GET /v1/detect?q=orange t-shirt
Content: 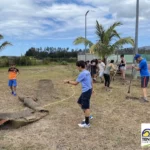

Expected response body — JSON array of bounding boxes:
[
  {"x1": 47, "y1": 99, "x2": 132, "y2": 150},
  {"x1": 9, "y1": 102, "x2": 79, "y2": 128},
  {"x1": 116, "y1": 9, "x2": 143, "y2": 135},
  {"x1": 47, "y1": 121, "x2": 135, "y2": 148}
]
[{"x1": 8, "y1": 68, "x2": 19, "y2": 80}]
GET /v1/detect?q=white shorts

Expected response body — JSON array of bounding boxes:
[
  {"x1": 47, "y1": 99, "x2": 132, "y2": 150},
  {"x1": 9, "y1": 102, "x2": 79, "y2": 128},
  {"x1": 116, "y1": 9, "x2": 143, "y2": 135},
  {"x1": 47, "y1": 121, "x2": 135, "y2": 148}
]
[
  {"x1": 120, "y1": 67, "x2": 126, "y2": 71},
  {"x1": 99, "y1": 71, "x2": 104, "y2": 77}
]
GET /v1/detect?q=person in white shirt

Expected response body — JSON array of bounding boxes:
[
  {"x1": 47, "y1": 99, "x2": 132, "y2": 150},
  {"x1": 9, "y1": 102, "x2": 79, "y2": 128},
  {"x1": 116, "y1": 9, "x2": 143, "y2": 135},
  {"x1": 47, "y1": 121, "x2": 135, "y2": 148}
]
[{"x1": 98, "y1": 59, "x2": 105, "y2": 82}]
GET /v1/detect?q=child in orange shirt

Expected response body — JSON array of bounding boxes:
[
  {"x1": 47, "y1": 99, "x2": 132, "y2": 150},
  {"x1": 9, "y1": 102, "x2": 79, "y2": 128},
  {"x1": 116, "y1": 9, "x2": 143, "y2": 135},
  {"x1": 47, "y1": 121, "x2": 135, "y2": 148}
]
[{"x1": 8, "y1": 64, "x2": 19, "y2": 96}]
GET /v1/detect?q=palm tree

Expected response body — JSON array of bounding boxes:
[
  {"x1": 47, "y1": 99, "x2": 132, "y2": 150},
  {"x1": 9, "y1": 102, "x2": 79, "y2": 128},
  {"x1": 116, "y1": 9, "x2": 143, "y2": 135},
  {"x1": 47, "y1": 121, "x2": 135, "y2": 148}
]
[
  {"x1": 0, "y1": 34, "x2": 12, "y2": 51},
  {"x1": 73, "y1": 21, "x2": 134, "y2": 63}
]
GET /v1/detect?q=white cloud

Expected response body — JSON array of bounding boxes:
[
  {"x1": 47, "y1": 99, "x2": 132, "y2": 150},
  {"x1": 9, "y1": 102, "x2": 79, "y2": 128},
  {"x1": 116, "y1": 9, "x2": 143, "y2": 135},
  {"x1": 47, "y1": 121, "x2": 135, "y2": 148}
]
[
  {"x1": 78, "y1": 0, "x2": 150, "y2": 19},
  {"x1": 0, "y1": 1, "x2": 111, "y2": 39},
  {"x1": 0, "y1": 0, "x2": 149, "y2": 46}
]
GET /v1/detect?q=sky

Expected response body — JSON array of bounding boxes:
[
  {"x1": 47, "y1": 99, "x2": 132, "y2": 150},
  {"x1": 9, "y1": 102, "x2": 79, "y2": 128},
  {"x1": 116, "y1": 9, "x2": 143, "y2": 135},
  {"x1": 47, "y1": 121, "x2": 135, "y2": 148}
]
[{"x1": 0, "y1": 0, "x2": 150, "y2": 56}]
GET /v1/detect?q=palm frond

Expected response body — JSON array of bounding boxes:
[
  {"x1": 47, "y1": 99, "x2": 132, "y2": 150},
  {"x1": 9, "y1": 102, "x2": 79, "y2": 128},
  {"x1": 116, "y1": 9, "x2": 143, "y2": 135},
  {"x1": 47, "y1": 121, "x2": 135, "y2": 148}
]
[
  {"x1": 96, "y1": 20, "x2": 105, "y2": 42},
  {"x1": 0, "y1": 34, "x2": 4, "y2": 40},
  {"x1": 109, "y1": 30, "x2": 121, "y2": 40},
  {"x1": 0, "y1": 41, "x2": 12, "y2": 51},
  {"x1": 73, "y1": 37, "x2": 93, "y2": 48},
  {"x1": 90, "y1": 42, "x2": 114, "y2": 58},
  {"x1": 107, "y1": 22, "x2": 122, "y2": 33},
  {"x1": 106, "y1": 22, "x2": 122, "y2": 42},
  {"x1": 112, "y1": 37, "x2": 135, "y2": 48}
]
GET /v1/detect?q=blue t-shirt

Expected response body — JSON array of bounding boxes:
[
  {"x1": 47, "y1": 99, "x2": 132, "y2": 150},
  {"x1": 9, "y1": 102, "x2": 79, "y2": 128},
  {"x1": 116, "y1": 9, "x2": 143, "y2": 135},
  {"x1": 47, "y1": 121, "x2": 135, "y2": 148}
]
[
  {"x1": 76, "y1": 70, "x2": 92, "y2": 93},
  {"x1": 139, "y1": 59, "x2": 149, "y2": 76}
]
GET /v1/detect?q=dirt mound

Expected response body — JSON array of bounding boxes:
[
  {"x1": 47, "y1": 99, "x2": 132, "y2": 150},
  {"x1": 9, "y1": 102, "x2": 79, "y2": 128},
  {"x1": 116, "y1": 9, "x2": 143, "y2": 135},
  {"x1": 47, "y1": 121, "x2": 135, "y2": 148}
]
[{"x1": 36, "y1": 79, "x2": 56, "y2": 103}]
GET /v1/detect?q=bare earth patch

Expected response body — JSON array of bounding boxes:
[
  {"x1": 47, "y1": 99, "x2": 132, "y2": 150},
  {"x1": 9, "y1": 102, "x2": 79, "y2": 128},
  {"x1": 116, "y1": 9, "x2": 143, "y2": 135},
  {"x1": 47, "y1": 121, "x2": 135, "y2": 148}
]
[{"x1": 0, "y1": 65, "x2": 150, "y2": 150}]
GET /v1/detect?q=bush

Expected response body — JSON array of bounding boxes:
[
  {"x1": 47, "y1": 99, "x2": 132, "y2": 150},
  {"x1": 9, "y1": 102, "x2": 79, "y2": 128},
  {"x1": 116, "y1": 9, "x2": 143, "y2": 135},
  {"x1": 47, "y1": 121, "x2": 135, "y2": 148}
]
[
  {"x1": 43, "y1": 59, "x2": 50, "y2": 65},
  {"x1": 60, "y1": 61, "x2": 68, "y2": 65},
  {"x1": 0, "y1": 58, "x2": 9, "y2": 67},
  {"x1": 0, "y1": 56, "x2": 77, "y2": 67}
]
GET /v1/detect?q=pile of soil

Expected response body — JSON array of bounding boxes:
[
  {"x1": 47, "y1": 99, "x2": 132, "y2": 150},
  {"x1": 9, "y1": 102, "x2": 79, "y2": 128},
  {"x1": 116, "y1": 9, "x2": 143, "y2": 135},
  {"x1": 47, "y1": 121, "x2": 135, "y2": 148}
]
[{"x1": 36, "y1": 79, "x2": 56, "y2": 103}]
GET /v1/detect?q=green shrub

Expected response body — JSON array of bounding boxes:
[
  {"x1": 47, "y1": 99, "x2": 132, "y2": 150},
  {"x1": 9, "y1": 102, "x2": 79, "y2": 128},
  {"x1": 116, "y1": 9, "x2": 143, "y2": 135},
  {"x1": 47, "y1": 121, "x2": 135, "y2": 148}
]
[{"x1": 60, "y1": 61, "x2": 68, "y2": 65}]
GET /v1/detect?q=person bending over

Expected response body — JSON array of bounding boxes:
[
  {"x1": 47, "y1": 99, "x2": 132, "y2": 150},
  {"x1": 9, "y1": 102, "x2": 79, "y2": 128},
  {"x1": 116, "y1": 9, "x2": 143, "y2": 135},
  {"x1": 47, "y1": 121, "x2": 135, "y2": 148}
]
[
  {"x1": 103, "y1": 60, "x2": 116, "y2": 91},
  {"x1": 132, "y1": 54, "x2": 149, "y2": 102}
]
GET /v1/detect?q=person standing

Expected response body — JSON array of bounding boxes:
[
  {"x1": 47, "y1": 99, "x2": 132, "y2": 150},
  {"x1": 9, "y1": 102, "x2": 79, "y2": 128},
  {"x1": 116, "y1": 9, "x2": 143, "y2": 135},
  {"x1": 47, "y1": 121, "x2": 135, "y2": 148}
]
[
  {"x1": 91, "y1": 59, "x2": 97, "y2": 82},
  {"x1": 98, "y1": 59, "x2": 105, "y2": 83},
  {"x1": 64, "y1": 60, "x2": 93, "y2": 128},
  {"x1": 8, "y1": 64, "x2": 20, "y2": 96},
  {"x1": 120, "y1": 54, "x2": 126, "y2": 81},
  {"x1": 86, "y1": 60, "x2": 91, "y2": 72},
  {"x1": 103, "y1": 60, "x2": 116, "y2": 91},
  {"x1": 132, "y1": 54, "x2": 149, "y2": 102}
]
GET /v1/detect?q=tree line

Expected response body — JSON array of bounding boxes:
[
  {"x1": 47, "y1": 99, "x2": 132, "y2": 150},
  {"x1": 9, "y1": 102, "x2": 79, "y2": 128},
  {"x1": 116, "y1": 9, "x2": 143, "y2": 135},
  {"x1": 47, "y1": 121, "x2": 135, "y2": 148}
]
[
  {"x1": 0, "y1": 47, "x2": 84, "y2": 67},
  {"x1": 25, "y1": 47, "x2": 84, "y2": 59}
]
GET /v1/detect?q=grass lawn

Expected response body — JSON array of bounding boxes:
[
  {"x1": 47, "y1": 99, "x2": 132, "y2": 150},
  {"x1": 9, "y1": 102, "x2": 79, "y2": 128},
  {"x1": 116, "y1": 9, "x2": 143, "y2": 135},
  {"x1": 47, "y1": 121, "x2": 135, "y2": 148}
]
[{"x1": 0, "y1": 64, "x2": 149, "y2": 150}]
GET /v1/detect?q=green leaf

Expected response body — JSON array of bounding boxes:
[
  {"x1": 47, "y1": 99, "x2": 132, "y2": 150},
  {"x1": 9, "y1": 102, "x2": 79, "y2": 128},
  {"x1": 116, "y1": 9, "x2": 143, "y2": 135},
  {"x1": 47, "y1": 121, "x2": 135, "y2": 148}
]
[
  {"x1": 0, "y1": 34, "x2": 4, "y2": 40},
  {"x1": 0, "y1": 41, "x2": 12, "y2": 51},
  {"x1": 73, "y1": 37, "x2": 93, "y2": 48}
]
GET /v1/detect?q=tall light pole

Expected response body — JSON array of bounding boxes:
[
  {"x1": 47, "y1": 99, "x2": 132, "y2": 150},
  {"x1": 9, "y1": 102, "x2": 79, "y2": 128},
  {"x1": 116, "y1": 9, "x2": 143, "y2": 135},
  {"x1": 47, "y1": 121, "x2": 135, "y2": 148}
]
[
  {"x1": 134, "y1": 0, "x2": 139, "y2": 55},
  {"x1": 85, "y1": 10, "x2": 89, "y2": 61},
  {"x1": 133, "y1": 0, "x2": 139, "y2": 79}
]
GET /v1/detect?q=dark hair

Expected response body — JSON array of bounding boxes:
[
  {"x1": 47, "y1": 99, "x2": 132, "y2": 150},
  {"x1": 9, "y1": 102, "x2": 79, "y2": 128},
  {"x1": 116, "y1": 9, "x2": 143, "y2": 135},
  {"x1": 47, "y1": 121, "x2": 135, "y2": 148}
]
[
  {"x1": 95, "y1": 59, "x2": 98, "y2": 64},
  {"x1": 110, "y1": 60, "x2": 114, "y2": 63},
  {"x1": 76, "y1": 60, "x2": 85, "y2": 68},
  {"x1": 120, "y1": 54, "x2": 124, "y2": 57}
]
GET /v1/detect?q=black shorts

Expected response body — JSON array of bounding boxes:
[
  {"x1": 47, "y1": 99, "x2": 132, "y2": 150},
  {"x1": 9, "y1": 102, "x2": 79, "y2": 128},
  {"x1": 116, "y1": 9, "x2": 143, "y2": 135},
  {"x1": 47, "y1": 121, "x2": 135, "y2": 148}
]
[
  {"x1": 141, "y1": 76, "x2": 149, "y2": 88},
  {"x1": 77, "y1": 89, "x2": 92, "y2": 109}
]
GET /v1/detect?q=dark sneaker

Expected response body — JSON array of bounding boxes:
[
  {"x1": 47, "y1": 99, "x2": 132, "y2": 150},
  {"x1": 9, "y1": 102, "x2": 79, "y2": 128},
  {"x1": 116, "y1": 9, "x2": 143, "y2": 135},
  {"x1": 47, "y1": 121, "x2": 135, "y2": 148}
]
[{"x1": 11, "y1": 91, "x2": 14, "y2": 95}]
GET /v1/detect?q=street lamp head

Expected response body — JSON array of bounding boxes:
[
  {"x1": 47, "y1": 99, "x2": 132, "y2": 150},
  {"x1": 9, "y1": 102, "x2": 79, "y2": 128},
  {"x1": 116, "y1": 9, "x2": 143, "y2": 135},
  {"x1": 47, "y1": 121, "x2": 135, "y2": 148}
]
[{"x1": 85, "y1": 10, "x2": 90, "y2": 16}]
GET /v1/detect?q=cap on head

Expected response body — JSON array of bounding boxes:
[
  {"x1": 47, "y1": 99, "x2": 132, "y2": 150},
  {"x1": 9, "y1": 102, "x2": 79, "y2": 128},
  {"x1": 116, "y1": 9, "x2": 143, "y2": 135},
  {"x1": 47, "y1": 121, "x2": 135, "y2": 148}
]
[{"x1": 134, "y1": 54, "x2": 141, "y2": 60}]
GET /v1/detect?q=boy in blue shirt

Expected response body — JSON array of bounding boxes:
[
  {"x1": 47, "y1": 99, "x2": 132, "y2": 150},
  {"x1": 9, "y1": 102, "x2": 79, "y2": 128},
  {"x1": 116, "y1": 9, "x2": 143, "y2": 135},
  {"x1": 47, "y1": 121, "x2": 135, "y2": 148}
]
[
  {"x1": 64, "y1": 61, "x2": 93, "y2": 128},
  {"x1": 132, "y1": 54, "x2": 149, "y2": 102}
]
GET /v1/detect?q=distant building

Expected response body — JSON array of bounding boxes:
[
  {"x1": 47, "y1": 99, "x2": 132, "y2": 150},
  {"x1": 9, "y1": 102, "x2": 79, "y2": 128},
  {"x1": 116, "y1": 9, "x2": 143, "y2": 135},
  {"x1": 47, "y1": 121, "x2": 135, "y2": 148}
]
[
  {"x1": 78, "y1": 53, "x2": 134, "y2": 63},
  {"x1": 78, "y1": 52, "x2": 99, "y2": 61}
]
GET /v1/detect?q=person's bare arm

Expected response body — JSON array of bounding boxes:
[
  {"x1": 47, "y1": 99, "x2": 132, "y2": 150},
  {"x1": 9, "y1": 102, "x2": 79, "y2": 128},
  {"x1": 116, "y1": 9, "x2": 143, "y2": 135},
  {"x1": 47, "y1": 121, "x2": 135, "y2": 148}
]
[
  {"x1": 133, "y1": 66, "x2": 140, "y2": 71},
  {"x1": 64, "y1": 80, "x2": 79, "y2": 85},
  {"x1": 132, "y1": 64, "x2": 140, "y2": 71},
  {"x1": 111, "y1": 64, "x2": 116, "y2": 70},
  {"x1": 16, "y1": 70, "x2": 20, "y2": 77}
]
